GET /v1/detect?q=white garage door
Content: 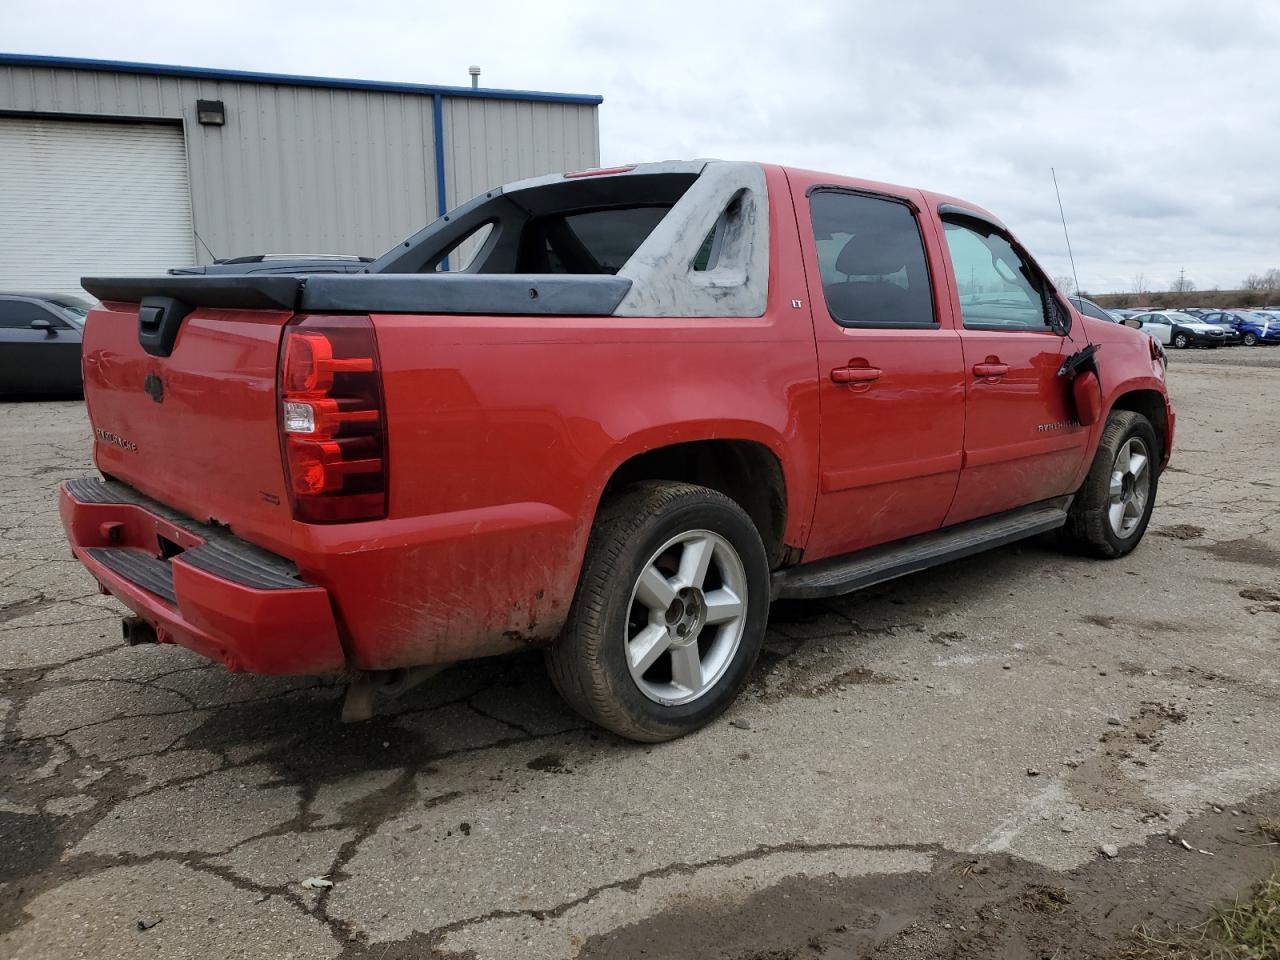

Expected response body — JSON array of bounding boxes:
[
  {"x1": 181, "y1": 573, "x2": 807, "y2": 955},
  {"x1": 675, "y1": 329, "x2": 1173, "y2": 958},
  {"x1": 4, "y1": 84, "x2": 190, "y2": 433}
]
[{"x1": 0, "y1": 117, "x2": 195, "y2": 301}]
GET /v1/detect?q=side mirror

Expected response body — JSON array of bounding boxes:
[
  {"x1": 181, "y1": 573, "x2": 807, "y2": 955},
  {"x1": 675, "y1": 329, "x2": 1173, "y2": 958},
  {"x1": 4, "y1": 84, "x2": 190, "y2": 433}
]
[
  {"x1": 30, "y1": 318, "x2": 56, "y2": 336},
  {"x1": 1123, "y1": 317, "x2": 1143, "y2": 329},
  {"x1": 1045, "y1": 296, "x2": 1071, "y2": 336}
]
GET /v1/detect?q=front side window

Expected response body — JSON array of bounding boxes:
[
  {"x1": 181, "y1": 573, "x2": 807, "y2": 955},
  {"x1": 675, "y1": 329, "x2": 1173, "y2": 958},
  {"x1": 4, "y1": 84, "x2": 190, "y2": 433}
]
[
  {"x1": 943, "y1": 220, "x2": 1049, "y2": 331},
  {"x1": 809, "y1": 190, "x2": 936, "y2": 327},
  {"x1": 0, "y1": 301, "x2": 61, "y2": 329}
]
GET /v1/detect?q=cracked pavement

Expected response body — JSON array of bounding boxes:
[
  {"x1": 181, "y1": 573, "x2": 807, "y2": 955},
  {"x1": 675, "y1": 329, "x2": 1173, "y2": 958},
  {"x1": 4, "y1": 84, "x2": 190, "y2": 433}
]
[{"x1": 2, "y1": 348, "x2": 1279, "y2": 958}]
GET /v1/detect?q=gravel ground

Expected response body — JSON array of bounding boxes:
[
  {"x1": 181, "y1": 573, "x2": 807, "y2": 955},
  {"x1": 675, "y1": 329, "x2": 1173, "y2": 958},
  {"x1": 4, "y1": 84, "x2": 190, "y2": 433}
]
[{"x1": 2, "y1": 349, "x2": 1278, "y2": 959}]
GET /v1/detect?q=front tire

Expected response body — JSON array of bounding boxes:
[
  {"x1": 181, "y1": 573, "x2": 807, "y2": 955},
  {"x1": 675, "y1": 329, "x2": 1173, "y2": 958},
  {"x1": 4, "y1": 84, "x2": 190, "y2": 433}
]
[
  {"x1": 546, "y1": 481, "x2": 769, "y2": 742},
  {"x1": 1173, "y1": 333, "x2": 1189, "y2": 348},
  {"x1": 1244, "y1": 332, "x2": 1258, "y2": 346},
  {"x1": 1060, "y1": 411, "x2": 1159, "y2": 558}
]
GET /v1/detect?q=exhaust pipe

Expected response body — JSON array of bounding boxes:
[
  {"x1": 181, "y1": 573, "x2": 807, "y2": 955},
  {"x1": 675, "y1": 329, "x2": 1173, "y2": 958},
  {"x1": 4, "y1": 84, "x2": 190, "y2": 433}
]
[{"x1": 121, "y1": 616, "x2": 158, "y2": 646}]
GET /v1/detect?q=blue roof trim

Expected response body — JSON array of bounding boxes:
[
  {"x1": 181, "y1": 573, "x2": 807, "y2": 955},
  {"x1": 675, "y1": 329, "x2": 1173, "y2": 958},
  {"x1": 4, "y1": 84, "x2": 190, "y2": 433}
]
[{"x1": 0, "y1": 53, "x2": 604, "y2": 106}]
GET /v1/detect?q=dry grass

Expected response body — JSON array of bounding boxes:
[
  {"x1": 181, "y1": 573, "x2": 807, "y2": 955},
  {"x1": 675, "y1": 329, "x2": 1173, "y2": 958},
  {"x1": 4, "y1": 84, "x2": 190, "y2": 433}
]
[
  {"x1": 1259, "y1": 819, "x2": 1280, "y2": 845},
  {"x1": 1125, "y1": 873, "x2": 1280, "y2": 959}
]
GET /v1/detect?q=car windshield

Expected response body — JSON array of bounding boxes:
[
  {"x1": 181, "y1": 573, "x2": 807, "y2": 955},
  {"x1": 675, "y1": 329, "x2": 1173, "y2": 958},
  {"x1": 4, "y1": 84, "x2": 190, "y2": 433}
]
[{"x1": 1165, "y1": 312, "x2": 1199, "y2": 323}]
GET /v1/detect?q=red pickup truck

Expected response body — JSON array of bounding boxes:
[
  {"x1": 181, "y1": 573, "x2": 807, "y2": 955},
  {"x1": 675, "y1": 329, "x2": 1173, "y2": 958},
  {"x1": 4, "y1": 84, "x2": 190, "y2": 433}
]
[{"x1": 62, "y1": 160, "x2": 1173, "y2": 741}]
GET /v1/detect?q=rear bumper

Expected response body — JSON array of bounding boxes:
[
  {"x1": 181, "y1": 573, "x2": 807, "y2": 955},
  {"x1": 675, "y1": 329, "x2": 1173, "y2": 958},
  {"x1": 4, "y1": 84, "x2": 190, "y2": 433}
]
[{"x1": 59, "y1": 479, "x2": 346, "y2": 675}]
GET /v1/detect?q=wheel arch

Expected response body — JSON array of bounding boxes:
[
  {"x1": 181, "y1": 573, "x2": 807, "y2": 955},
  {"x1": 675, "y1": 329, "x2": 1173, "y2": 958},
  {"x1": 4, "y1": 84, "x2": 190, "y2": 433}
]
[
  {"x1": 600, "y1": 438, "x2": 791, "y2": 568},
  {"x1": 1107, "y1": 387, "x2": 1170, "y2": 468}
]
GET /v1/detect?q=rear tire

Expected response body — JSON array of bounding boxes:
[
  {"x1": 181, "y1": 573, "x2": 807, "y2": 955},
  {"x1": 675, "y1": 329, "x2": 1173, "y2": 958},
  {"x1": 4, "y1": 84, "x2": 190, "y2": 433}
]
[
  {"x1": 546, "y1": 481, "x2": 769, "y2": 742},
  {"x1": 1060, "y1": 411, "x2": 1159, "y2": 558}
]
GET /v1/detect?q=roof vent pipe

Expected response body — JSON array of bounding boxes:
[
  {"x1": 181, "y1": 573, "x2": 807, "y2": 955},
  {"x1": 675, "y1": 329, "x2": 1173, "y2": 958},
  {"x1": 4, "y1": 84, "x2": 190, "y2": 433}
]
[{"x1": 468, "y1": 65, "x2": 480, "y2": 89}]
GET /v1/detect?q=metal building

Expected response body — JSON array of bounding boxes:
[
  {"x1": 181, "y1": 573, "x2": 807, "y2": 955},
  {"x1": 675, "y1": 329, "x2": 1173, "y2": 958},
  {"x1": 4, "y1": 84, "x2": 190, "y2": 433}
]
[{"x1": 0, "y1": 53, "x2": 602, "y2": 299}]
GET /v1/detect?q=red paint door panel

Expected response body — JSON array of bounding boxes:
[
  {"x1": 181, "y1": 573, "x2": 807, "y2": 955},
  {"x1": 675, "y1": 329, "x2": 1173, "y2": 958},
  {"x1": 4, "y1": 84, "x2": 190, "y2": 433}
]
[
  {"x1": 789, "y1": 174, "x2": 966, "y2": 560},
  {"x1": 934, "y1": 215, "x2": 1091, "y2": 525},
  {"x1": 947, "y1": 329, "x2": 1088, "y2": 523}
]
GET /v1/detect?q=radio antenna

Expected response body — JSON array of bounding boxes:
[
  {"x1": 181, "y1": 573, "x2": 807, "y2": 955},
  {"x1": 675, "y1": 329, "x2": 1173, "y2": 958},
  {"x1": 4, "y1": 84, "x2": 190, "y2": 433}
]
[{"x1": 1051, "y1": 167, "x2": 1081, "y2": 299}]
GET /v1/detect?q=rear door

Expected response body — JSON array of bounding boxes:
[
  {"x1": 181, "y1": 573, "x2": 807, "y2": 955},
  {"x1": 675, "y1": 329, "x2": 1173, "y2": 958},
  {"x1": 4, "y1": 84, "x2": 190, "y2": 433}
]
[
  {"x1": 937, "y1": 215, "x2": 1091, "y2": 525},
  {"x1": 791, "y1": 175, "x2": 966, "y2": 560}
]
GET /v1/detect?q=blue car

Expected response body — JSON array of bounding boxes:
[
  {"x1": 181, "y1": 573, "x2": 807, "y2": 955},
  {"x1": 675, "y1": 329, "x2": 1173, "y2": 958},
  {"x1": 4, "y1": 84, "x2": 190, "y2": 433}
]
[{"x1": 1201, "y1": 311, "x2": 1280, "y2": 346}]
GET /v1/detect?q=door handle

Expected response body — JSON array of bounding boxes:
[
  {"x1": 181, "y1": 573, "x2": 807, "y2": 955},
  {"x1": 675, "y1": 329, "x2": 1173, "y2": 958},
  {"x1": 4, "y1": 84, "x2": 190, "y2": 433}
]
[
  {"x1": 972, "y1": 362, "x2": 1009, "y2": 379},
  {"x1": 831, "y1": 365, "x2": 882, "y2": 384}
]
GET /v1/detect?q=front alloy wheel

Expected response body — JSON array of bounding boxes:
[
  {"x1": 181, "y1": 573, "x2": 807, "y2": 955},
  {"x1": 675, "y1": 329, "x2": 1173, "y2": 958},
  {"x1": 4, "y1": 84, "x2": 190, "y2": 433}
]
[
  {"x1": 1244, "y1": 332, "x2": 1258, "y2": 346},
  {"x1": 1060, "y1": 410, "x2": 1159, "y2": 558},
  {"x1": 1107, "y1": 437, "x2": 1150, "y2": 540},
  {"x1": 1173, "y1": 333, "x2": 1189, "y2": 348}
]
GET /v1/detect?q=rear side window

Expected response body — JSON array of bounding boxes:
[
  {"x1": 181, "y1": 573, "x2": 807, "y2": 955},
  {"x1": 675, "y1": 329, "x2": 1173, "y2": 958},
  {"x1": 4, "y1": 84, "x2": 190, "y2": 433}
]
[
  {"x1": 809, "y1": 191, "x2": 936, "y2": 327},
  {"x1": 943, "y1": 220, "x2": 1048, "y2": 330},
  {"x1": 518, "y1": 206, "x2": 673, "y2": 274}
]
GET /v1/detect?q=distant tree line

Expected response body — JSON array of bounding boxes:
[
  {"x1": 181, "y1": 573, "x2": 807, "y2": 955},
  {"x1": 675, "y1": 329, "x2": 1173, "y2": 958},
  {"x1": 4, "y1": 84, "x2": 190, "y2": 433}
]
[{"x1": 1088, "y1": 267, "x2": 1280, "y2": 309}]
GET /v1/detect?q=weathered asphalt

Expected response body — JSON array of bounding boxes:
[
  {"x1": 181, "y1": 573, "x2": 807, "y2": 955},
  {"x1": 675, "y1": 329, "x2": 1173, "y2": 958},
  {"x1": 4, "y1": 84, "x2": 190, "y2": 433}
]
[{"x1": 2, "y1": 347, "x2": 1278, "y2": 958}]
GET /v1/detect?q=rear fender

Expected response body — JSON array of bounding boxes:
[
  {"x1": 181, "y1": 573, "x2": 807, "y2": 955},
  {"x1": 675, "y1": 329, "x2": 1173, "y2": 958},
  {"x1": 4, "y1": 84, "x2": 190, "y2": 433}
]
[{"x1": 587, "y1": 418, "x2": 803, "y2": 544}]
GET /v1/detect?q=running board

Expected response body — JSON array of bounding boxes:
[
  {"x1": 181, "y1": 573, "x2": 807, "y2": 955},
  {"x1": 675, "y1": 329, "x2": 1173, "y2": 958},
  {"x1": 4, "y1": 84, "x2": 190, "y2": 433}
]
[{"x1": 773, "y1": 497, "x2": 1072, "y2": 600}]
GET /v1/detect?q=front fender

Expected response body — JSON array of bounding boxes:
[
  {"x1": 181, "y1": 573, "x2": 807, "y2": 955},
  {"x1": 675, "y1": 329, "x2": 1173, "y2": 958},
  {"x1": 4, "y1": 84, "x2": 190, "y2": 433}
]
[{"x1": 1069, "y1": 372, "x2": 1173, "y2": 490}]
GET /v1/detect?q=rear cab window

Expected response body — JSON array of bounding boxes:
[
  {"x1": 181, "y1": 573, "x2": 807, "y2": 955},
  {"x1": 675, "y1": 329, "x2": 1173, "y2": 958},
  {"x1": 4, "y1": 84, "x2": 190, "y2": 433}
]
[{"x1": 520, "y1": 206, "x2": 672, "y2": 274}]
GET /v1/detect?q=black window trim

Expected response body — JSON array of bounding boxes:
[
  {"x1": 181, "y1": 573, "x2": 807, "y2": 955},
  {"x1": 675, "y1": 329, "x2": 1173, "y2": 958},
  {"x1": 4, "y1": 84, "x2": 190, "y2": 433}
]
[
  {"x1": 805, "y1": 185, "x2": 940, "y2": 330},
  {"x1": 941, "y1": 211, "x2": 1069, "y2": 335}
]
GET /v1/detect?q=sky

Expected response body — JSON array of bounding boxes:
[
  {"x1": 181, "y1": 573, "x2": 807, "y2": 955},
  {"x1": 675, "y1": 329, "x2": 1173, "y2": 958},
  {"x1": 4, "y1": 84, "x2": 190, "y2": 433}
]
[{"x1": 5, "y1": 0, "x2": 1278, "y2": 293}]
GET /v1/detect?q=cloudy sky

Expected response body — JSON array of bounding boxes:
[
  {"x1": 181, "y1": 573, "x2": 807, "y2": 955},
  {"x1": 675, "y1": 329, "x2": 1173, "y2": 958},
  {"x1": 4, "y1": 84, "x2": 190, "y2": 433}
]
[{"x1": 7, "y1": 0, "x2": 1278, "y2": 293}]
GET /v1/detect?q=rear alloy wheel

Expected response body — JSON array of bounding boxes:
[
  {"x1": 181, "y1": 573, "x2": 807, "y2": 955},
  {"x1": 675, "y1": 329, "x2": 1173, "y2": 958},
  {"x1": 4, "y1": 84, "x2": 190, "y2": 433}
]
[
  {"x1": 1060, "y1": 411, "x2": 1159, "y2": 558},
  {"x1": 546, "y1": 481, "x2": 769, "y2": 742},
  {"x1": 625, "y1": 529, "x2": 749, "y2": 706},
  {"x1": 1173, "y1": 333, "x2": 1189, "y2": 348},
  {"x1": 1244, "y1": 332, "x2": 1258, "y2": 346}
]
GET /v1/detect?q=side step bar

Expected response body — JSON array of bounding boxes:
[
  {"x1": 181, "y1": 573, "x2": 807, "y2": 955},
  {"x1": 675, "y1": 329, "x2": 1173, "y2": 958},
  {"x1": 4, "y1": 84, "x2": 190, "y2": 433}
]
[{"x1": 773, "y1": 497, "x2": 1072, "y2": 600}]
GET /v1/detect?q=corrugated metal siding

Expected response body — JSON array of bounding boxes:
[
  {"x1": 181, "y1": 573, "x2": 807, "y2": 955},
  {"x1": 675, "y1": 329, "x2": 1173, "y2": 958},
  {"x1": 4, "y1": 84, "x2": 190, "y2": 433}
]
[
  {"x1": 0, "y1": 65, "x2": 598, "y2": 269},
  {"x1": 441, "y1": 97, "x2": 600, "y2": 206},
  {"x1": 440, "y1": 98, "x2": 598, "y2": 267}
]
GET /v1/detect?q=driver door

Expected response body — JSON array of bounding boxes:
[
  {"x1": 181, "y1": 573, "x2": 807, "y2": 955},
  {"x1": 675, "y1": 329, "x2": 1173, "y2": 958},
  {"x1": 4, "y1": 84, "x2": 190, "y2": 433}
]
[{"x1": 939, "y1": 216, "x2": 1091, "y2": 525}]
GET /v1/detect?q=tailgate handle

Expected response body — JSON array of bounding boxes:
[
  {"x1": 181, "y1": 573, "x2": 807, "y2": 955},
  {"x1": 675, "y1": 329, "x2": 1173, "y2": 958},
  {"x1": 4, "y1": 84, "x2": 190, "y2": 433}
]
[{"x1": 138, "y1": 296, "x2": 194, "y2": 358}]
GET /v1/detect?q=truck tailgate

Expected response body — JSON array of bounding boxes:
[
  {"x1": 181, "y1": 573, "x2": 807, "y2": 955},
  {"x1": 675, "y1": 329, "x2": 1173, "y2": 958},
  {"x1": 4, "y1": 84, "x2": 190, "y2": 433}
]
[{"x1": 83, "y1": 300, "x2": 295, "y2": 554}]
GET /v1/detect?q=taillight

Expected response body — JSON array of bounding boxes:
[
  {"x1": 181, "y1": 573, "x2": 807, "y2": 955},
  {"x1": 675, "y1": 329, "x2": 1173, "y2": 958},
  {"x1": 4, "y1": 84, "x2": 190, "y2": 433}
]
[{"x1": 279, "y1": 316, "x2": 388, "y2": 523}]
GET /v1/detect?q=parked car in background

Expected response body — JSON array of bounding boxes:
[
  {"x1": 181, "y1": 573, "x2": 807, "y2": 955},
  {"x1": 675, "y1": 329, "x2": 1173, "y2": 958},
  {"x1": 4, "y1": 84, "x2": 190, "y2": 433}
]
[
  {"x1": 1132, "y1": 311, "x2": 1227, "y2": 348},
  {"x1": 1194, "y1": 312, "x2": 1244, "y2": 345},
  {"x1": 169, "y1": 254, "x2": 373, "y2": 276},
  {"x1": 1201, "y1": 310, "x2": 1280, "y2": 346},
  {"x1": 1069, "y1": 296, "x2": 1121, "y2": 322},
  {"x1": 0, "y1": 293, "x2": 90, "y2": 397},
  {"x1": 1109, "y1": 308, "x2": 1144, "y2": 321}
]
